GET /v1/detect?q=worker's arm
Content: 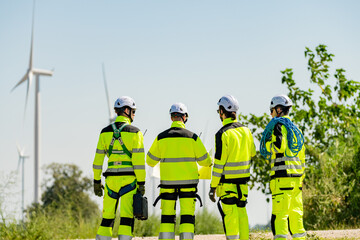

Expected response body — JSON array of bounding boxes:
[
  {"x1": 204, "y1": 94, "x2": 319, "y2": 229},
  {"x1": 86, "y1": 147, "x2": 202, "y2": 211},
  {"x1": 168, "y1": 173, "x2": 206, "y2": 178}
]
[
  {"x1": 194, "y1": 136, "x2": 212, "y2": 167},
  {"x1": 265, "y1": 123, "x2": 287, "y2": 154},
  {"x1": 93, "y1": 133, "x2": 106, "y2": 181},
  {"x1": 132, "y1": 131, "x2": 146, "y2": 185},
  {"x1": 146, "y1": 137, "x2": 161, "y2": 167},
  {"x1": 210, "y1": 132, "x2": 228, "y2": 188}
]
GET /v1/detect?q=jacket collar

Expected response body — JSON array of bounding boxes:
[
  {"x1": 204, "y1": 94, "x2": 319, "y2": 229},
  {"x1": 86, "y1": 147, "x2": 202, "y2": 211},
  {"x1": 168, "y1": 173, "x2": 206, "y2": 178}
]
[
  {"x1": 115, "y1": 115, "x2": 131, "y2": 124},
  {"x1": 222, "y1": 117, "x2": 238, "y2": 126},
  {"x1": 171, "y1": 121, "x2": 186, "y2": 129}
]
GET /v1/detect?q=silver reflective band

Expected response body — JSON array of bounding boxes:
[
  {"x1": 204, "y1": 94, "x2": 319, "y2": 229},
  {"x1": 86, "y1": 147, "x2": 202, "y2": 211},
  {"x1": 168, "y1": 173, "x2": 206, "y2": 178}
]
[
  {"x1": 212, "y1": 171, "x2": 222, "y2": 177},
  {"x1": 161, "y1": 157, "x2": 196, "y2": 163},
  {"x1": 93, "y1": 164, "x2": 103, "y2": 170},
  {"x1": 105, "y1": 168, "x2": 134, "y2": 173},
  {"x1": 214, "y1": 164, "x2": 224, "y2": 170},
  {"x1": 132, "y1": 148, "x2": 145, "y2": 153},
  {"x1": 180, "y1": 232, "x2": 194, "y2": 240},
  {"x1": 292, "y1": 232, "x2": 306, "y2": 238},
  {"x1": 118, "y1": 235, "x2": 133, "y2": 240},
  {"x1": 274, "y1": 234, "x2": 288, "y2": 239},
  {"x1": 133, "y1": 165, "x2": 145, "y2": 170},
  {"x1": 96, "y1": 235, "x2": 112, "y2": 240},
  {"x1": 159, "y1": 232, "x2": 175, "y2": 239},
  {"x1": 272, "y1": 156, "x2": 301, "y2": 164},
  {"x1": 225, "y1": 161, "x2": 250, "y2": 167},
  {"x1": 160, "y1": 179, "x2": 199, "y2": 185},
  {"x1": 112, "y1": 150, "x2": 126, "y2": 154},
  {"x1": 96, "y1": 149, "x2": 106, "y2": 154},
  {"x1": 147, "y1": 152, "x2": 161, "y2": 161},
  {"x1": 223, "y1": 169, "x2": 250, "y2": 175},
  {"x1": 226, "y1": 235, "x2": 240, "y2": 240},
  {"x1": 196, "y1": 153, "x2": 208, "y2": 162},
  {"x1": 271, "y1": 165, "x2": 302, "y2": 171}
]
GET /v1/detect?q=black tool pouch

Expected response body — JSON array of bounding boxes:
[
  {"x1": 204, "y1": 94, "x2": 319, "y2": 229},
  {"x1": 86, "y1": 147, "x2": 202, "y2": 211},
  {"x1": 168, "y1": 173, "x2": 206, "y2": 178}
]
[{"x1": 133, "y1": 191, "x2": 148, "y2": 220}]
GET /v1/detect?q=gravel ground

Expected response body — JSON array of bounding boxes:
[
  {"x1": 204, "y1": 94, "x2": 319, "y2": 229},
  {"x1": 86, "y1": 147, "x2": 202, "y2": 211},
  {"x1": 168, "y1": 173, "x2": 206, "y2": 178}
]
[{"x1": 81, "y1": 229, "x2": 360, "y2": 239}]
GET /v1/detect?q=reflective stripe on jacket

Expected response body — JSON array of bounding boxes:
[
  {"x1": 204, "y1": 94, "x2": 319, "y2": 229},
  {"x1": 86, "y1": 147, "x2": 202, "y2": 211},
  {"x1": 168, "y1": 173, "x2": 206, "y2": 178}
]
[
  {"x1": 265, "y1": 116, "x2": 305, "y2": 179},
  {"x1": 93, "y1": 115, "x2": 146, "y2": 183},
  {"x1": 211, "y1": 118, "x2": 256, "y2": 188},
  {"x1": 146, "y1": 121, "x2": 212, "y2": 187}
]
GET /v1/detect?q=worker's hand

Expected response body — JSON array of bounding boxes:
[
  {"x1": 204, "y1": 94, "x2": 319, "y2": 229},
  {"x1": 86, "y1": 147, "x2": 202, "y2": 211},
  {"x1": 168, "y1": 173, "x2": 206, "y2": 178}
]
[
  {"x1": 94, "y1": 180, "x2": 103, "y2": 197},
  {"x1": 209, "y1": 187, "x2": 216, "y2": 203},
  {"x1": 138, "y1": 185, "x2": 145, "y2": 196}
]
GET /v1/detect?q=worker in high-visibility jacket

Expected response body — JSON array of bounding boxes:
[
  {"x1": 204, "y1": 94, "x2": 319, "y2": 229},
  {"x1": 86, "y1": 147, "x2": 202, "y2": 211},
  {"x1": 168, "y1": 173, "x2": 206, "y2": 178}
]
[
  {"x1": 266, "y1": 94, "x2": 306, "y2": 240},
  {"x1": 209, "y1": 95, "x2": 256, "y2": 240},
  {"x1": 93, "y1": 96, "x2": 146, "y2": 240},
  {"x1": 147, "y1": 103, "x2": 212, "y2": 240}
]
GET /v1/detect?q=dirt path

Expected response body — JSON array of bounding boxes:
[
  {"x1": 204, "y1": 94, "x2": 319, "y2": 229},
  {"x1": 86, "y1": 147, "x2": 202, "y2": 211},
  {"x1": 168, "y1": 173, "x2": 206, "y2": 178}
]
[{"x1": 82, "y1": 229, "x2": 360, "y2": 239}]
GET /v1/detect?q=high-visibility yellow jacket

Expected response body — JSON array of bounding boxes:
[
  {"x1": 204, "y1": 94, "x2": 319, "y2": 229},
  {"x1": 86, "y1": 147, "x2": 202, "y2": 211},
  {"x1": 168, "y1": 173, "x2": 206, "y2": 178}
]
[
  {"x1": 146, "y1": 121, "x2": 212, "y2": 188},
  {"x1": 265, "y1": 115, "x2": 305, "y2": 179},
  {"x1": 93, "y1": 115, "x2": 146, "y2": 184},
  {"x1": 211, "y1": 118, "x2": 256, "y2": 188}
]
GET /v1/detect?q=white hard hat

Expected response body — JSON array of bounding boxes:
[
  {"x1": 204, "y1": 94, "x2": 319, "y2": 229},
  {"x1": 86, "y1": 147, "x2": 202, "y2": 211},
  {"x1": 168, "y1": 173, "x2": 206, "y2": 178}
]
[
  {"x1": 270, "y1": 94, "x2": 293, "y2": 109},
  {"x1": 114, "y1": 96, "x2": 136, "y2": 109},
  {"x1": 217, "y1": 95, "x2": 239, "y2": 112},
  {"x1": 169, "y1": 103, "x2": 188, "y2": 115}
]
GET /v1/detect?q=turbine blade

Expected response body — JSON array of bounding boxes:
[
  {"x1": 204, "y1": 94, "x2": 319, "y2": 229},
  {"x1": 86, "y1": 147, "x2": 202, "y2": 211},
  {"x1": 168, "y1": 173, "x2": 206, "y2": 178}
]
[
  {"x1": 102, "y1": 63, "x2": 114, "y2": 123},
  {"x1": 23, "y1": 72, "x2": 33, "y2": 116},
  {"x1": 11, "y1": 72, "x2": 29, "y2": 92},
  {"x1": 29, "y1": 0, "x2": 36, "y2": 70}
]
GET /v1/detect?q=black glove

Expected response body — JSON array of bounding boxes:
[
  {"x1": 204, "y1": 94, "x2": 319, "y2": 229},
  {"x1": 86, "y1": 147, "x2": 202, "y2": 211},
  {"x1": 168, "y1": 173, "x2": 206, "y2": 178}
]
[
  {"x1": 94, "y1": 180, "x2": 103, "y2": 197},
  {"x1": 209, "y1": 187, "x2": 216, "y2": 203},
  {"x1": 138, "y1": 185, "x2": 145, "y2": 196}
]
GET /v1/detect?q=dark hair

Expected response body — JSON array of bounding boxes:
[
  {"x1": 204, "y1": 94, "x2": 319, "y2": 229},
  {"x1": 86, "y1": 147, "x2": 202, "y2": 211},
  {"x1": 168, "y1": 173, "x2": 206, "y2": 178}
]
[
  {"x1": 171, "y1": 112, "x2": 185, "y2": 118},
  {"x1": 219, "y1": 106, "x2": 237, "y2": 120},
  {"x1": 275, "y1": 105, "x2": 291, "y2": 115},
  {"x1": 115, "y1": 106, "x2": 129, "y2": 116}
]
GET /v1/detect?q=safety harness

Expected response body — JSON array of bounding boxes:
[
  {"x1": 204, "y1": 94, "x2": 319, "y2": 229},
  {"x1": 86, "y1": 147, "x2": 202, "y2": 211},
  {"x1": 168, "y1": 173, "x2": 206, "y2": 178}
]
[
  {"x1": 153, "y1": 187, "x2": 203, "y2": 207},
  {"x1": 105, "y1": 179, "x2": 137, "y2": 199},
  {"x1": 217, "y1": 183, "x2": 247, "y2": 234},
  {"x1": 108, "y1": 123, "x2": 132, "y2": 158}
]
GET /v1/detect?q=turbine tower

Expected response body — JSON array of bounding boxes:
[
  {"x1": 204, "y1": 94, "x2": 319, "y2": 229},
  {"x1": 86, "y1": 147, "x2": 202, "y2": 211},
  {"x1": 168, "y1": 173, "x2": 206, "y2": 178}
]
[
  {"x1": 16, "y1": 145, "x2": 29, "y2": 222},
  {"x1": 102, "y1": 63, "x2": 116, "y2": 123},
  {"x1": 11, "y1": 1, "x2": 53, "y2": 204}
]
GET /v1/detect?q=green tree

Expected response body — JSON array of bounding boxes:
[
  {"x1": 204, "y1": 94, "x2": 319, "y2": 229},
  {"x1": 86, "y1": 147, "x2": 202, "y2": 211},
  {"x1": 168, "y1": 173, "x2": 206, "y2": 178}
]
[
  {"x1": 27, "y1": 163, "x2": 99, "y2": 221},
  {"x1": 239, "y1": 44, "x2": 360, "y2": 228}
]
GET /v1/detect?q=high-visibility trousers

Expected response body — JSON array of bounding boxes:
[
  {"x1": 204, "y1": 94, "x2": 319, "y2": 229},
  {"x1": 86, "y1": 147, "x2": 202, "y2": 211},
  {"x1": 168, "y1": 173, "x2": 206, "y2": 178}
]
[
  {"x1": 217, "y1": 183, "x2": 249, "y2": 240},
  {"x1": 158, "y1": 187, "x2": 197, "y2": 240},
  {"x1": 96, "y1": 175, "x2": 137, "y2": 240},
  {"x1": 270, "y1": 177, "x2": 306, "y2": 240}
]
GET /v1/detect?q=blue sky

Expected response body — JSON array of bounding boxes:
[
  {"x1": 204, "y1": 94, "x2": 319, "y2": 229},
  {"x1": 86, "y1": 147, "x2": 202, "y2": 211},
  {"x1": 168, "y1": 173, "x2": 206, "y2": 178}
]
[{"x1": 0, "y1": 0, "x2": 359, "y2": 226}]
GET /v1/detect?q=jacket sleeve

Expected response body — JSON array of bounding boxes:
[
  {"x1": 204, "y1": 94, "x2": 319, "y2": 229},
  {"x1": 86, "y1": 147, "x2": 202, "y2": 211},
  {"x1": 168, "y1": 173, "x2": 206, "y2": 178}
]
[
  {"x1": 194, "y1": 136, "x2": 212, "y2": 167},
  {"x1": 146, "y1": 137, "x2": 161, "y2": 167},
  {"x1": 265, "y1": 123, "x2": 287, "y2": 155},
  {"x1": 132, "y1": 131, "x2": 146, "y2": 185},
  {"x1": 93, "y1": 133, "x2": 106, "y2": 181},
  {"x1": 211, "y1": 131, "x2": 228, "y2": 188}
]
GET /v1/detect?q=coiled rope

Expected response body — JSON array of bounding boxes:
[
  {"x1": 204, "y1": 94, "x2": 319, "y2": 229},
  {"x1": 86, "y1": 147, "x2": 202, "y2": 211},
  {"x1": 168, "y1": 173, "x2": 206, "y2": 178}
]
[{"x1": 260, "y1": 117, "x2": 304, "y2": 160}]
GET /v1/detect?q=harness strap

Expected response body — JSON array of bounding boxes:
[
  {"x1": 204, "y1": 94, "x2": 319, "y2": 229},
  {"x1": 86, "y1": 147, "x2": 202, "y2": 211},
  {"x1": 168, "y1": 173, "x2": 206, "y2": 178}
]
[
  {"x1": 108, "y1": 161, "x2": 132, "y2": 167},
  {"x1": 179, "y1": 191, "x2": 203, "y2": 207},
  {"x1": 153, "y1": 192, "x2": 178, "y2": 207},
  {"x1": 153, "y1": 188, "x2": 203, "y2": 207},
  {"x1": 109, "y1": 123, "x2": 132, "y2": 158},
  {"x1": 106, "y1": 179, "x2": 137, "y2": 199},
  {"x1": 217, "y1": 198, "x2": 227, "y2": 234}
]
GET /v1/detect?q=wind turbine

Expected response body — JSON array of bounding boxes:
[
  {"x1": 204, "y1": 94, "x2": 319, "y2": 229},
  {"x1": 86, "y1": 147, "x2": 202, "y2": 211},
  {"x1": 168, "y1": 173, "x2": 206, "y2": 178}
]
[
  {"x1": 11, "y1": 1, "x2": 53, "y2": 204},
  {"x1": 102, "y1": 63, "x2": 116, "y2": 123},
  {"x1": 16, "y1": 145, "x2": 29, "y2": 222}
]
